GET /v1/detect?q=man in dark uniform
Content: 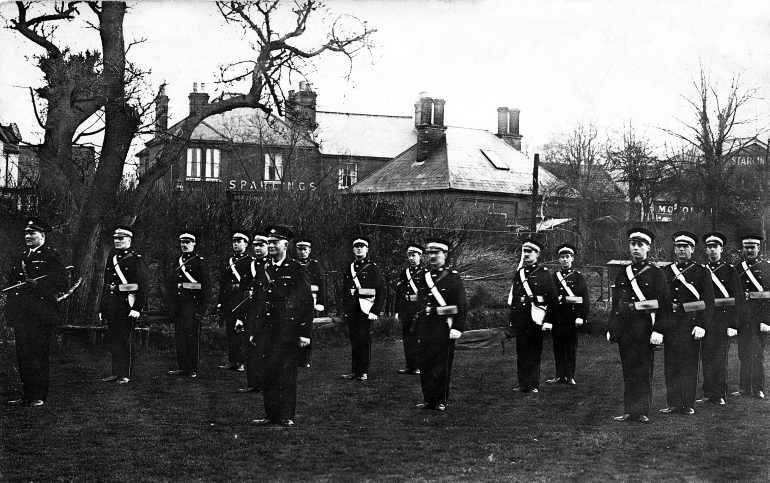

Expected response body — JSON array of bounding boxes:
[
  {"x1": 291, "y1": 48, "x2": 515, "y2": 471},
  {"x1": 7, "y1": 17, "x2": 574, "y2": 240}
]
[
  {"x1": 215, "y1": 230, "x2": 253, "y2": 372},
  {"x1": 249, "y1": 226, "x2": 313, "y2": 427},
  {"x1": 100, "y1": 226, "x2": 149, "y2": 385},
  {"x1": 547, "y1": 243, "x2": 590, "y2": 386},
  {"x1": 608, "y1": 228, "x2": 670, "y2": 423},
  {"x1": 295, "y1": 237, "x2": 326, "y2": 368},
  {"x1": 697, "y1": 232, "x2": 740, "y2": 406},
  {"x1": 734, "y1": 233, "x2": 770, "y2": 399},
  {"x1": 413, "y1": 238, "x2": 467, "y2": 411},
  {"x1": 508, "y1": 238, "x2": 557, "y2": 394},
  {"x1": 6, "y1": 217, "x2": 68, "y2": 407},
  {"x1": 340, "y1": 236, "x2": 386, "y2": 381},
  {"x1": 235, "y1": 230, "x2": 270, "y2": 393},
  {"x1": 167, "y1": 231, "x2": 212, "y2": 378},
  {"x1": 395, "y1": 243, "x2": 424, "y2": 375},
  {"x1": 660, "y1": 231, "x2": 714, "y2": 416}
]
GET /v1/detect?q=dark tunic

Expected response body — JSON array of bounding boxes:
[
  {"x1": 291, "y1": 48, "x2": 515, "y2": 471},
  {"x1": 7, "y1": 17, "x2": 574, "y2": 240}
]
[
  {"x1": 248, "y1": 257, "x2": 313, "y2": 422},
  {"x1": 414, "y1": 266, "x2": 468, "y2": 406},
  {"x1": 6, "y1": 244, "x2": 68, "y2": 403},
  {"x1": 340, "y1": 258, "x2": 386, "y2": 376},
  {"x1": 169, "y1": 252, "x2": 212, "y2": 373},
  {"x1": 395, "y1": 265, "x2": 423, "y2": 371},
  {"x1": 241, "y1": 256, "x2": 267, "y2": 389},
  {"x1": 608, "y1": 259, "x2": 670, "y2": 417},
  {"x1": 551, "y1": 267, "x2": 590, "y2": 380},
  {"x1": 297, "y1": 257, "x2": 326, "y2": 367},
  {"x1": 736, "y1": 257, "x2": 770, "y2": 394},
  {"x1": 508, "y1": 263, "x2": 558, "y2": 391},
  {"x1": 662, "y1": 260, "x2": 715, "y2": 409},
  {"x1": 702, "y1": 260, "x2": 741, "y2": 400},
  {"x1": 216, "y1": 252, "x2": 253, "y2": 365},
  {"x1": 101, "y1": 248, "x2": 149, "y2": 379}
]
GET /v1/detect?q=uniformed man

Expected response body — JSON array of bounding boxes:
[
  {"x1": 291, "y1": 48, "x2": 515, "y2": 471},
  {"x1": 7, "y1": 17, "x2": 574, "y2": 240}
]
[
  {"x1": 215, "y1": 230, "x2": 253, "y2": 372},
  {"x1": 100, "y1": 226, "x2": 149, "y2": 385},
  {"x1": 660, "y1": 231, "x2": 714, "y2": 416},
  {"x1": 697, "y1": 232, "x2": 740, "y2": 405},
  {"x1": 395, "y1": 243, "x2": 424, "y2": 375},
  {"x1": 340, "y1": 236, "x2": 386, "y2": 381},
  {"x1": 413, "y1": 238, "x2": 467, "y2": 411},
  {"x1": 295, "y1": 237, "x2": 326, "y2": 368},
  {"x1": 249, "y1": 226, "x2": 313, "y2": 427},
  {"x1": 167, "y1": 231, "x2": 212, "y2": 378},
  {"x1": 235, "y1": 230, "x2": 270, "y2": 393},
  {"x1": 734, "y1": 233, "x2": 770, "y2": 399},
  {"x1": 5, "y1": 217, "x2": 68, "y2": 407},
  {"x1": 547, "y1": 243, "x2": 590, "y2": 386},
  {"x1": 508, "y1": 238, "x2": 558, "y2": 394},
  {"x1": 608, "y1": 228, "x2": 670, "y2": 423}
]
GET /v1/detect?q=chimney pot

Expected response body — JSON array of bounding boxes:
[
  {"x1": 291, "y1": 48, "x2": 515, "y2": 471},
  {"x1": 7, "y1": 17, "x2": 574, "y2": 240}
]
[
  {"x1": 509, "y1": 108, "x2": 521, "y2": 137},
  {"x1": 193, "y1": 82, "x2": 197, "y2": 93},
  {"x1": 497, "y1": 107, "x2": 509, "y2": 135},
  {"x1": 201, "y1": 83, "x2": 206, "y2": 92},
  {"x1": 433, "y1": 99, "x2": 446, "y2": 127}
]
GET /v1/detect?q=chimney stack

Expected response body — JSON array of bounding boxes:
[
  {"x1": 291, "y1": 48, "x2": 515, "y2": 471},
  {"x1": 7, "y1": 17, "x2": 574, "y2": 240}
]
[
  {"x1": 155, "y1": 84, "x2": 169, "y2": 134},
  {"x1": 189, "y1": 81, "x2": 210, "y2": 117},
  {"x1": 496, "y1": 107, "x2": 523, "y2": 151},
  {"x1": 287, "y1": 82, "x2": 318, "y2": 129},
  {"x1": 414, "y1": 93, "x2": 447, "y2": 162}
]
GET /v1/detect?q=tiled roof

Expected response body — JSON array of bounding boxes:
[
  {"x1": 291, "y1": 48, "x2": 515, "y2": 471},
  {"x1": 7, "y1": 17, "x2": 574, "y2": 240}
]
[
  {"x1": 314, "y1": 111, "x2": 415, "y2": 158},
  {"x1": 350, "y1": 126, "x2": 575, "y2": 197}
]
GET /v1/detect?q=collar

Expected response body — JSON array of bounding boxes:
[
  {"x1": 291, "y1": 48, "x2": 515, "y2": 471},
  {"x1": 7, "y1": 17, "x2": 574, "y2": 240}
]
[
  {"x1": 271, "y1": 254, "x2": 287, "y2": 267},
  {"x1": 430, "y1": 266, "x2": 445, "y2": 274},
  {"x1": 298, "y1": 258, "x2": 309, "y2": 265},
  {"x1": 676, "y1": 259, "x2": 693, "y2": 268},
  {"x1": 631, "y1": 259, "x2": 648, "y2": 267},
  {"x1": 560, "y1": 267, "x2": 572, "y2": 273},
  {"x1": 28, "y1": 245, "x2": 42, "y2": 254}
]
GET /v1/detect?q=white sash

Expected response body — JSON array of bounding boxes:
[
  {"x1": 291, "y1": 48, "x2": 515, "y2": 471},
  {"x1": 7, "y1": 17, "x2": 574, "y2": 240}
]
[
  {"x1": 406, "y1": 268, "x2": 418, "y2": 294},
  {"x1": 424, "y1": 271, "x2": 448, "y2": 307},
  {"x1": 556, "y1": 271, "x2": 576, "y2": 297},
  {"x1": 251, "y1": 259, "x2": 258, "y2": 278},
  {"x1": 626, "y1": 264, "x2": 655, "y2": 325},
  {"x1": 742, "y1": 261, "x2": 764, "y2": 292},
  {"x1": 350, "y1": 263, "x2": 375, "y2": 314},
  {"x1": 708, "y1": 265, "x2": 730, "y2": 298},
  {"x1": 229, "y1": 257, "x2": 241, "y2": 282},
  {"x1": 506, "y1": 267, "x2": 538, "y2": 304},
  {"x1": 671, "y1": 264, "x2": 700, "y2": 300},
  {"x1": 113, "y1": 255, "x2": 135, "y2": 308},
  {"x1": 179, "y1": 257, "x2": 198, "y2": 283}
]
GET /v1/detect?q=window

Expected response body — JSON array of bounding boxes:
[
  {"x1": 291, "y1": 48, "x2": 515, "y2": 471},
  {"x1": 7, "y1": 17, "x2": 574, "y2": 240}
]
[
  {"x1": 264, "y1": 153, "x2": 283, "y2": 182},
  {"x1": 0, "y1": 153, "x2": 19, "y2": 188},
  {"x1": 338, "y1": 163, "x2": 358, "y2": 189},
  {"x1": 480, "y1": 149, "x2": 509, "y2": 170},
  {"x1": 186, "y1": 148, "x2": 220, "y2": 181}
]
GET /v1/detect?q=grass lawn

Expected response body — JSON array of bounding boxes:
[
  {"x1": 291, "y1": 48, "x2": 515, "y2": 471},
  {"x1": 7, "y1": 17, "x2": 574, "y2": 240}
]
[{"x1": 2, "y1": 331, "x2": 769, "y2": 482}]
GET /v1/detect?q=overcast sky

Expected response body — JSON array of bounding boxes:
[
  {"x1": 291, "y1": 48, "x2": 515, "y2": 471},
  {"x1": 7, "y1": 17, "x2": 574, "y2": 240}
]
[{"x1": 1, "y1": 0, "x2": 769, "y2": 157}]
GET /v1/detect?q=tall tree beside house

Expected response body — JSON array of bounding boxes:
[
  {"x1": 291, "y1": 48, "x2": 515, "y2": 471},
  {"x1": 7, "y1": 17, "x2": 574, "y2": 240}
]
[{"x1": 8, "y1": 1, "x2": 375, "y2": 323}]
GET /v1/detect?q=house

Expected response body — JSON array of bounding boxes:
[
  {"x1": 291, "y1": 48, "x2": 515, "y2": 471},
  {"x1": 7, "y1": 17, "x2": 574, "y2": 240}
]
[{"x1": 0, "y1": 123, "x2": 21, "y2": 189}]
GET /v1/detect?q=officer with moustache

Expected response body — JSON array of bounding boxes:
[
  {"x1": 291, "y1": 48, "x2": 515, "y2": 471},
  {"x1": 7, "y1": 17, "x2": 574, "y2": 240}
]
[
  {"x1": 167, "y1": 231, "x2": 212, "y2": 378},
  {"x1": 660, "y1": 231, "x2": 714, "y2": 416},
  {"x1": 395, "y1": 243, "x2": 425, "y2": 375},
  {"x1": 608, "y1": 228, "x2": 670, "y2": 423},
  {"x1": 216, "y1": 230, "x2": 253, "y2": 372},
  {"x1": 697, "y1": 232, "x2": 740, "y2": 405},
  {"x1": 734, "y1": 234, "x2": 770, "y2": 399},
  {"x1": 6, "y1": 217, "x2": 68, "y2": 407},
  {"x1": 340, "y1": 236, "x2": 386, "y2": 381},
  {"x1": 413, "y1": 238, "x2": 467, "y2": 411},
  {"x1": 294, "y1": 238, "x2": 326, "y2": 368},
  {"x1": 100, "y1": 226, "x2": 149, "y2": 385},
  {"x1": 508, "y1": 238, "x2": 558, "y2": 394},
  {"x1": 547, "y1": 243, "x2": 590, "y2": 386},
  {"x1": 249, "y1": 226, "x2": 313, "y2": 427}
]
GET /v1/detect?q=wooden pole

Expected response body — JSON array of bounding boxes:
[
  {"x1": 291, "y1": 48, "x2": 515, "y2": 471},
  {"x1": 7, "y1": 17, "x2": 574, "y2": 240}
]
[{"x1": 531, "y1": 153, "x2": 540, "y2": 232}]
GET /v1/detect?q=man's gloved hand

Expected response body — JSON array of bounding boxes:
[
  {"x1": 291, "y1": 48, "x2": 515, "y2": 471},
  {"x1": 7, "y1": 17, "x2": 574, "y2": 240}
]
[
  {"x1": 128, "y1": 310, "x2": 140, "y2": 319},
  {"x1": 315, "y1": 304, "x2": 325, "y2": 312},
  {"x1": 606, "y1": 331, "x2": 612, "y2": 342},
  {"x1": 727, "y1": 328, "x2": 738, "y2": 337},
  {"x1": 449, "y1": 329, "x2": 462, "y2": 339},
  {"x1": 299, "y1": 337, "x2": 310, "y2": 347},
  {"x1": 575, "y1": 318, "x2": 584, "y2": 327},
  {"x1": 249, "y1": 335, "x2": 257, "y2": 347},
  {"x1": 692, "y1": 326, "x2": 705, "y2": 340},
  {"x1": 367, "y1": 313, "x2": 378, "y2": 321},
  {"x1": 235, "y1": 319, "x2": 244, "y2": 332},
  {"x1": 650, "y1": 331, "x2": 664, "y2": 345},
  {"x1": 394, "y1": 313, "x2": 399, "y2": 320},
  {"x1": 542, "y1": 322, "x2": 553, "y2": 331},
  {"x1": 761, "y1": 323, "x2": 770, "y2": 333}
]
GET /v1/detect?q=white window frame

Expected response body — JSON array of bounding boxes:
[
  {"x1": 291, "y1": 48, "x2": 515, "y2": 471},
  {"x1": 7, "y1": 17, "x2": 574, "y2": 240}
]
[
  {"x1": 338, "y1": 162, "x2": 358, "y2": 189},
  {"x1": 0, "y1": 152, "x2": 19, "y2": 188},
  {"x1": 187, "y1": 148, "x2": 221, "y2": 181},
  {"x1": 264, "y1": 153, "x2": 283, "y2": 184}
]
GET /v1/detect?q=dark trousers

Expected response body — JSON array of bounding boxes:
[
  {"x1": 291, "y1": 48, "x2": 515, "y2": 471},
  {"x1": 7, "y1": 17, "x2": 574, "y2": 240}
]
[
  {"x1": 13, "y1": 323, "x2": 53, "y2": 402},
  {"x1": 348, "y1": 318, "x2": 372, "y2": 376},
  {"x1": 400, "y1": 309, "x2": 419, "y2": 371},
  {"x1": 552, "y1": 328, "x2": 578, "y2": 379},
  {"x1": 259, "y1": 338, "x2": 299, "y2": 422},
  {"x1": 663, "y1": 329, "x2": 700, "y2": 409},
  {"x1": 516, "y1": 325, "x2": 544, "y2": 390},
  {"x1": 416, "y1": 331, "x2": 455, "y2": 406},
  {"x1": 107, "y1": 316, "x2": 136, "y2": 379},
  {"x1": 701, "y1": 325, "x2": 729, "y2": 400},
  {"x1": 618, "y1": 338, "x2": 654, "y2": 417},
  {"x1": 242, "y1": 335, "x2": 261, "y2": 390},
  {"x1": 223, "y1": 311, "x2": 244, "y2": 365},
  {"x1": 737, "y1": 324, "x2": 766, "y2": 393},
  {"x1": 173, "y1": 307, "x2": 201, "y2": 373},
  {"x1": 297, "y1": 343, "x2": 312, "y2": 367}
]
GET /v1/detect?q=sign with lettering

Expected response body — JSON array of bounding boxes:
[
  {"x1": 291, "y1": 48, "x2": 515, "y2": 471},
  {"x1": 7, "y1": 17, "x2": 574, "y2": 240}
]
[{"x1": 227, "y1": 179, "x2": 317, "y2": 192}]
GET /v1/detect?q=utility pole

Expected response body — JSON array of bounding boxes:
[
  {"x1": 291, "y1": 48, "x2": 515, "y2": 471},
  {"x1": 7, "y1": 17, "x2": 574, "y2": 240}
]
[{"x1": 531, "y1": 153, "x2": 539, "y2": 232}]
